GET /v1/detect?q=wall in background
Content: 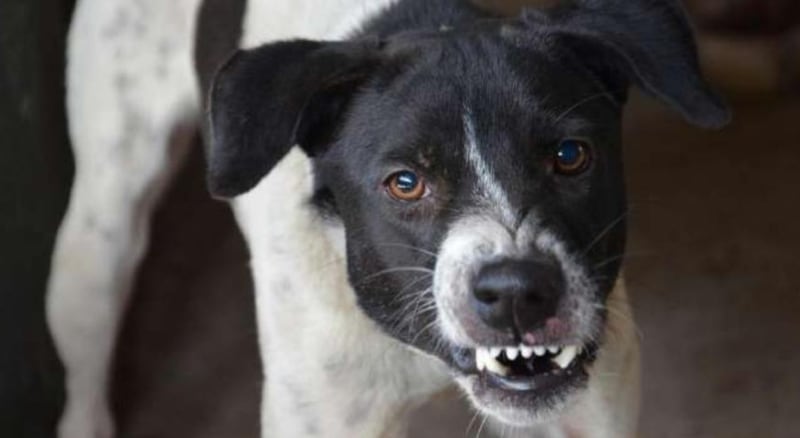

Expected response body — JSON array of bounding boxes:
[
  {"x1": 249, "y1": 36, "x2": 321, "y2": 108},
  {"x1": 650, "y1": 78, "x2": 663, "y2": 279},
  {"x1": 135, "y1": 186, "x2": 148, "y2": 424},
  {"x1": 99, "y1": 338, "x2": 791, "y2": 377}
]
[{"x1": 0, "y1": 0, "x2": 75, "y2": 436}]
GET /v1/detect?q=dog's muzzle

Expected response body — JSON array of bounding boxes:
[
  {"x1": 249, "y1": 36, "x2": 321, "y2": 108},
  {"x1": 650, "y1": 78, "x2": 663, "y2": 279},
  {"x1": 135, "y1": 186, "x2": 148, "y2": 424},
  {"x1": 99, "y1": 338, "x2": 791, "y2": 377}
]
[{"x1": 432, "y1": 215, "x2": 603, "y2": 424}]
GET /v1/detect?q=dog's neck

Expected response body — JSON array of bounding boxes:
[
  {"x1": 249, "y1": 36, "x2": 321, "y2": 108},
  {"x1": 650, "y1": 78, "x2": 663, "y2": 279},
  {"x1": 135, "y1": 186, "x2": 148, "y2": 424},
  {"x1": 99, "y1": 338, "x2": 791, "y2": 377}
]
[{"x1": 233, "y1": 148, "x2": 452, "y2": 436}]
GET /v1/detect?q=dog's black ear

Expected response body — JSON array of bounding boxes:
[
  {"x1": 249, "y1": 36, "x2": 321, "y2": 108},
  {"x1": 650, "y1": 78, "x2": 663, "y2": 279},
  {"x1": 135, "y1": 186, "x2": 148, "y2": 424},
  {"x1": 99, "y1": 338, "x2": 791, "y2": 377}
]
[
  {"x1": 523, "y1": 0, "x2": 730, "y2": 129},
  {"x1": 207, "y1": 39, "x2": 382, "y2": 198}
]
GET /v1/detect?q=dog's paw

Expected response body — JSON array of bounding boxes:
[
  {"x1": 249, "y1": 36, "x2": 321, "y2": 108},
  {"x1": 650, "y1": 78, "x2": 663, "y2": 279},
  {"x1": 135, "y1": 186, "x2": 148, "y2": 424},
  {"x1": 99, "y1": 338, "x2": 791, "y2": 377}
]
[{"x1": 58, "y1": 400, "x2": 114, "y2": 438}]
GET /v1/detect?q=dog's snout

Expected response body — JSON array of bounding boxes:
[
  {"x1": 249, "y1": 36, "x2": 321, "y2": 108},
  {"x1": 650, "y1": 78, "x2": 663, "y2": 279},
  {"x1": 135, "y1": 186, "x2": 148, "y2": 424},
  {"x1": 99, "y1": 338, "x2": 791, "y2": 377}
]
[{"x1": 471, "y1": 259, "x2": 563, "y2": 333}]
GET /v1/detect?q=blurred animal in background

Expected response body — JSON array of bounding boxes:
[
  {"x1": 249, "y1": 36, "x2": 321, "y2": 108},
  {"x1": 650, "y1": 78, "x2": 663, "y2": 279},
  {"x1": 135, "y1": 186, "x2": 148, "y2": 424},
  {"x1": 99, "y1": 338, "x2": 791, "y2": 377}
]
[
  {"x1": 685, "y1": 0, "x2": 800, "y2": 96},
  {"x1": 47, "y1": 0, "x2": 728, "y2": 437}
]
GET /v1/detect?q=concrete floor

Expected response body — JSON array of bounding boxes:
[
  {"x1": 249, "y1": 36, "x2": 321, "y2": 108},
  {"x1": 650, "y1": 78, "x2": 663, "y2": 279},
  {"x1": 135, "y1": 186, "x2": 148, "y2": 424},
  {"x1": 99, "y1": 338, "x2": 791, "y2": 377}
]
[{"x1": 111, "y1": 93, "x2": 800, "y2": 437}]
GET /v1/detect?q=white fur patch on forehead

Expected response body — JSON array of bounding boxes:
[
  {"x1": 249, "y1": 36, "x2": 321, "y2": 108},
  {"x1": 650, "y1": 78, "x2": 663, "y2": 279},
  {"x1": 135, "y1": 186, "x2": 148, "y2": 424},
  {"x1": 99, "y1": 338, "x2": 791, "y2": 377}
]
[{"x1": 463, "y1": 112, "x2": 517, "y2": 227}]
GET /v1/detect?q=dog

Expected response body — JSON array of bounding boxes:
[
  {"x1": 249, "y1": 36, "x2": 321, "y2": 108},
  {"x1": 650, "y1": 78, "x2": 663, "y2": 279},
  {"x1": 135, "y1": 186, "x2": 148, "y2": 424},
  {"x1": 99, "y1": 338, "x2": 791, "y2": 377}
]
[{"x1": 47, "y1": 0, "x2": 729, "y2": 436}]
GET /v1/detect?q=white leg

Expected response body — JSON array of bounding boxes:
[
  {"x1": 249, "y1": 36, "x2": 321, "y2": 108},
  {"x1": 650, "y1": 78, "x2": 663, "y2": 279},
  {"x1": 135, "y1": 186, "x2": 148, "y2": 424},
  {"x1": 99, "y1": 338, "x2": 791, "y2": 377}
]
[{"x1": 47, "y1": 0, "x2": 201, "y2": 436}]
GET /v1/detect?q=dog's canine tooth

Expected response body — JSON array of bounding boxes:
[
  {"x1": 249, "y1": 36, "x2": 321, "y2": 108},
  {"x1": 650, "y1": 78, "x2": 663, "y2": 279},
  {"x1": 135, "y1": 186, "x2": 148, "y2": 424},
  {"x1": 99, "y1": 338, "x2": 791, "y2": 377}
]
[
  {"x1": 520, "y1": 345, "x2": 534, "y2": 359},
  {"x1": 533, "y1": 346, "x2": 546, "y2": 356},
  {"x1": 547, "y1": 346, "x2": 560, "y2": 354},
  {"x1": 552, "y1": 345, "x2": 579, "y2": 369},
  {"x1": 489, "y1": 347, "x2": 503, "y2": 359},
  {"x1": 505, "y1": 347, "x2": 519, "y2": 360},
  {"x1": 476, "y1": 348, "x2": 487, "y2": 371},
  {"x1": 484, "y1": 352, "x2": 510, "y2": 376}
]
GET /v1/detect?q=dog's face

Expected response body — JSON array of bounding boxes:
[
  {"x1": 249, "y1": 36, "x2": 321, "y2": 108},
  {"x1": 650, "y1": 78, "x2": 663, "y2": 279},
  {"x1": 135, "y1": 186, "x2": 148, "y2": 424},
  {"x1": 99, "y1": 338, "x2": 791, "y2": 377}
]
[
  {"x1": 208, "y1": 0, "x2": 728, "y2": 427},
  {"x1": 313, "y1": 35, "x2": 629, "y2": 423}
]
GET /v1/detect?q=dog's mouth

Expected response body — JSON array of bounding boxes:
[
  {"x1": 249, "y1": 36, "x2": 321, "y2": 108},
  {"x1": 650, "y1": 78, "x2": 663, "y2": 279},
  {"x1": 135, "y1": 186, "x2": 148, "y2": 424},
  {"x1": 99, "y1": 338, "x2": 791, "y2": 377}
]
[{"x1": 450, "y1": 341, "x2": 596, "y2": 415}]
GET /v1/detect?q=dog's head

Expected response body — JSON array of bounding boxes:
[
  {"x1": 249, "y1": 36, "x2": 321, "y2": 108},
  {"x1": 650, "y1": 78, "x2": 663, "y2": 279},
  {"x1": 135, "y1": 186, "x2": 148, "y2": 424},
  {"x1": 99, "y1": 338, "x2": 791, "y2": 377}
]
[{"x1": 207, "y1": 0, "x2": 728, "y2": 427}]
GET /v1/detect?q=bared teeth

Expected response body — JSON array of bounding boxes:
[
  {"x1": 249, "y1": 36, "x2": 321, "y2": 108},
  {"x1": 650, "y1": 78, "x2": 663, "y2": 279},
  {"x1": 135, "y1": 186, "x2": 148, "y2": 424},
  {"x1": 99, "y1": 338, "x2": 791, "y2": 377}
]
[
  {"x1": 476, "y1": 348, "x2": 487, "y2": 372},
  {"x1": 475, "y1": 348, "x2": 509, "y2": 376},
  {"x1": 505, "y1": 347, "x2": 519, "y2": 360},
  {"x1": 520, "y1": 345, "x2": 534, "y2": 359},
  {"x1": 475, "y1": 344, "x2": 583, "y2": 374},
  {"x1": 552, "y1": 345, "x2": 580, "y2": 369}
]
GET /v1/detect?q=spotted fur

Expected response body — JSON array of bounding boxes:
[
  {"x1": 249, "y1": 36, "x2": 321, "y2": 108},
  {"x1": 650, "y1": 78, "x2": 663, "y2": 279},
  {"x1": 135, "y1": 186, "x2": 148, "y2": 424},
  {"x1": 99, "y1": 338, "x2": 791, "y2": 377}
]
[{"x1": 49, "y1": 0, "x2": 728, "y2": 437}]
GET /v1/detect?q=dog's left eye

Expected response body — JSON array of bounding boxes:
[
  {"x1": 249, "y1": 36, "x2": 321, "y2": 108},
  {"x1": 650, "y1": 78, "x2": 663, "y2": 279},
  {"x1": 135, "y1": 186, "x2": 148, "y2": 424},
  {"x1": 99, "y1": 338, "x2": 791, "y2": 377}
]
[
  {"x1": 385, "y1": 170, "x2": 428, "y2": 201},
  {"x1": 553, "y1": 139, "x2": 592, "y2": 175}
]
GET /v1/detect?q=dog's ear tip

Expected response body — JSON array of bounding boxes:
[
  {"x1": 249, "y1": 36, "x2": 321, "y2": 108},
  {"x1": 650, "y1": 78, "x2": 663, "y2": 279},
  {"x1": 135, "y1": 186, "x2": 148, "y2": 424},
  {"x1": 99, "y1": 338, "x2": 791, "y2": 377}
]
[
  {"x1": 688, "y1": 95, "x2": 733, "y2": 130},
  {"x1": 206, "y1": 177, "x2": 235, "y2": 200},
  {"x1": 207, "y1": 181, "x2": 248, "y2": 200},
  {"x1": 206, "y1": 167, "x2": 261, "y2": 199},
  {"x1": 704, "y1": 109, "x2": 733, "y2": 130}
]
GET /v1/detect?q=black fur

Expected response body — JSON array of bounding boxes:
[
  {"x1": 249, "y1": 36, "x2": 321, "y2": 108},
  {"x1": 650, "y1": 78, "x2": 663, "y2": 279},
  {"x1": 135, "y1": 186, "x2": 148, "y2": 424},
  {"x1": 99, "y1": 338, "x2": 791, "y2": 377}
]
[
  {"x1": 203, "y1": 0, "x2": 728, "y2": 385},
  {"x1": 208, "y1": 39, "x2": 383, "y2": 197},
  {"x1": 206, "y1": 0, "x2": 727, "y2": 198}
]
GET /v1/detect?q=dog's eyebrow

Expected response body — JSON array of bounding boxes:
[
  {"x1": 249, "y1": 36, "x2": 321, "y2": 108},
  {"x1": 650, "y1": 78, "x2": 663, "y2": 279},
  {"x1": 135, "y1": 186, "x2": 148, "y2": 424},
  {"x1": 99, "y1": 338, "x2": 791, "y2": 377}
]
[
  {"x1": 552, "y1": 91, "x2": 620, "y2": 124},
  {"x1": 462, "y1": 109, "x2": 516, "y2": 227}
]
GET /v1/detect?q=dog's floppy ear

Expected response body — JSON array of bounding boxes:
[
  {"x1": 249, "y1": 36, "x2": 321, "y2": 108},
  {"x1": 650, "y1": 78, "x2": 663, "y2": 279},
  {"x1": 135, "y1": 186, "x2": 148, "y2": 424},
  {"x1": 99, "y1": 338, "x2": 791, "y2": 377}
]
[
  {"x1": 523, "y1": 0, "x2": 730, "y2": 129},
  {"x1": 207, "y1": 39, "x2": 382, "y2": 198}
]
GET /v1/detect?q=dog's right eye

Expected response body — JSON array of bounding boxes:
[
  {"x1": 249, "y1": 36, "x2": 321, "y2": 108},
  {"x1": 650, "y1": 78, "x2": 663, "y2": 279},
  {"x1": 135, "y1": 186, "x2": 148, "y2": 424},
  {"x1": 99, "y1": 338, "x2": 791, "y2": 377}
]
[{"x1": 385, "y1": 170, "x2": 428, "y2": 202}]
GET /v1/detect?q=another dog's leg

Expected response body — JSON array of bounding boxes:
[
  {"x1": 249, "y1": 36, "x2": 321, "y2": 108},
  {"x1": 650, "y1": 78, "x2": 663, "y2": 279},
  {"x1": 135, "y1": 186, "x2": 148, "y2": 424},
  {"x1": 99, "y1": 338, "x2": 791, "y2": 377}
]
[{"x1": 47, "y1": 1, "x2": 201, "y2": 437}]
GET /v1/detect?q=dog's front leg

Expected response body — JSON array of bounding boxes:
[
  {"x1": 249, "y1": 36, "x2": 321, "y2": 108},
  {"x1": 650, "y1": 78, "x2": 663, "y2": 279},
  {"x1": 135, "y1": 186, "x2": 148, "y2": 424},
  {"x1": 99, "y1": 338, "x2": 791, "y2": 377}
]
[{"x1": 232, "y1": 151, "x2": 451, "y2": 438}]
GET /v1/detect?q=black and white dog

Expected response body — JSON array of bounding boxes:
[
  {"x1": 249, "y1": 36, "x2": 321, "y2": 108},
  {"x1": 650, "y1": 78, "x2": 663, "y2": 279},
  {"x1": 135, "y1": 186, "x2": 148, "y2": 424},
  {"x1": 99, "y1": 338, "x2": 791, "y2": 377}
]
[{"x1": 47, "y1": 0, "x2": 729, "y2": 436}]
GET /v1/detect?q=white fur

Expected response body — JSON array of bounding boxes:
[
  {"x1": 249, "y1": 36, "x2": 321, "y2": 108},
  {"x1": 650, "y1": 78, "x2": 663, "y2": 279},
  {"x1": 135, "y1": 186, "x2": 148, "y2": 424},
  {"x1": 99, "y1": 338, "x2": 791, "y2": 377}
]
[
  {"x1": 456, "y1": 281, "x2": 639, "y2": 437},
  {"x1": 50, "y1": 0, "x2": 639, "y2": 437},
  {"x1": 463, "y1": 113, "x2": 517, "y2": 227},
  {"x1": 434, "y1": 215, "x2": 515, "y2": 347},
  {"x1": 49, "y1": 0, "x2": 202, "y2": 436},
  {"x1": 234, "y1": 0, "x2": 456, "y2": 438},
  {"x1": 241, "y1": 0, "x2": 398, "y2": 47},
  {"x1": 234, "y1": 1, "x2": 455, "y2": 436},
  {"x1": 434, "y1": 212, "x2": 599, "y2": 348},
  {"x1": 433, "y1": 209, "x2": 626, "y2": 432},
  {"x1": 233, "y1": 149, "x2": 450, "y2": 437}
]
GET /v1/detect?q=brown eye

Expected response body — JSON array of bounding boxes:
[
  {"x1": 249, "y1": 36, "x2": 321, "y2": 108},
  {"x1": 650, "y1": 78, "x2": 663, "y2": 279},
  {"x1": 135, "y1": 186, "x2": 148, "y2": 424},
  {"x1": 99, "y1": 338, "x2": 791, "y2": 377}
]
[
  {"x1": 386, "y1": 170, "x2": 427, "y2": 201},
  {"x1": 554, "y1": 139, "x2": 592, "y2": 175}
]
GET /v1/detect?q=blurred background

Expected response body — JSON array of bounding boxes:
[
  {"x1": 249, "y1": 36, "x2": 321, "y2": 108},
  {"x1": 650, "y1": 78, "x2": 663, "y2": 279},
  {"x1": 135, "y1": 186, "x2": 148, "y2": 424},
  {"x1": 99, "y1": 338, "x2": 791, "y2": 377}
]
[{"x1": 1, "y1": 0, "x2": 798, "y2": 437}]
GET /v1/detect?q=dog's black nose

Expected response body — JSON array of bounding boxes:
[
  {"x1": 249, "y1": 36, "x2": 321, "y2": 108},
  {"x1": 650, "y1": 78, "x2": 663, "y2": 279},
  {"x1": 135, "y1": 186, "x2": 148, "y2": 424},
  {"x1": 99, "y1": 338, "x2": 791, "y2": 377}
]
[{"x1": 472, "y1": 258, "x2": 563, "y2": 333}]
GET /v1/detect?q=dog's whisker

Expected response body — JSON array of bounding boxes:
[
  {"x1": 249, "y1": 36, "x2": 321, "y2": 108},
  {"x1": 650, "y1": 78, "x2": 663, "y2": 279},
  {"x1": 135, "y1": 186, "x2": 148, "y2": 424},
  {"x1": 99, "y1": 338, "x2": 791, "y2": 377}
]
[
  {"x1": 582, "y1": 210, "x2": 629, "y2": 256},
  {"x1": 385, "y1": 286, "x2": 437, "y2": 338},
  {"x1": 591, "y1": 250, "x2": 656, "y2": 271},
  {"x1": 465, "y1": 409, "x2": 483, "y2": 437},
  {"x1": 374, "y1": 242, "x2": 438, "y2": 258},
  {"x1": 475, "y1": 414, "x2": 490, "y2": 438},
  {"x1": 398, "y1": 273, "x2": 435, "y2": 296},
  {"x1": 391, "y1": 281, "x2": 431, "y2": 307},
  {"x1": 591, "y1": 254, "x2": 626, "y2": 270},
  {"x1": 400, "y1": 289, "x2": 435, "y2": 326},
  {"x1": 359, "y1": 266, "x2": 434, "y2": 284},
  {"x1": 409, "y1": 316, "x2": 440, "y2": 346},
  {"x1": 593, "y1": 303, "x2": 644, "y2": 341}
]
